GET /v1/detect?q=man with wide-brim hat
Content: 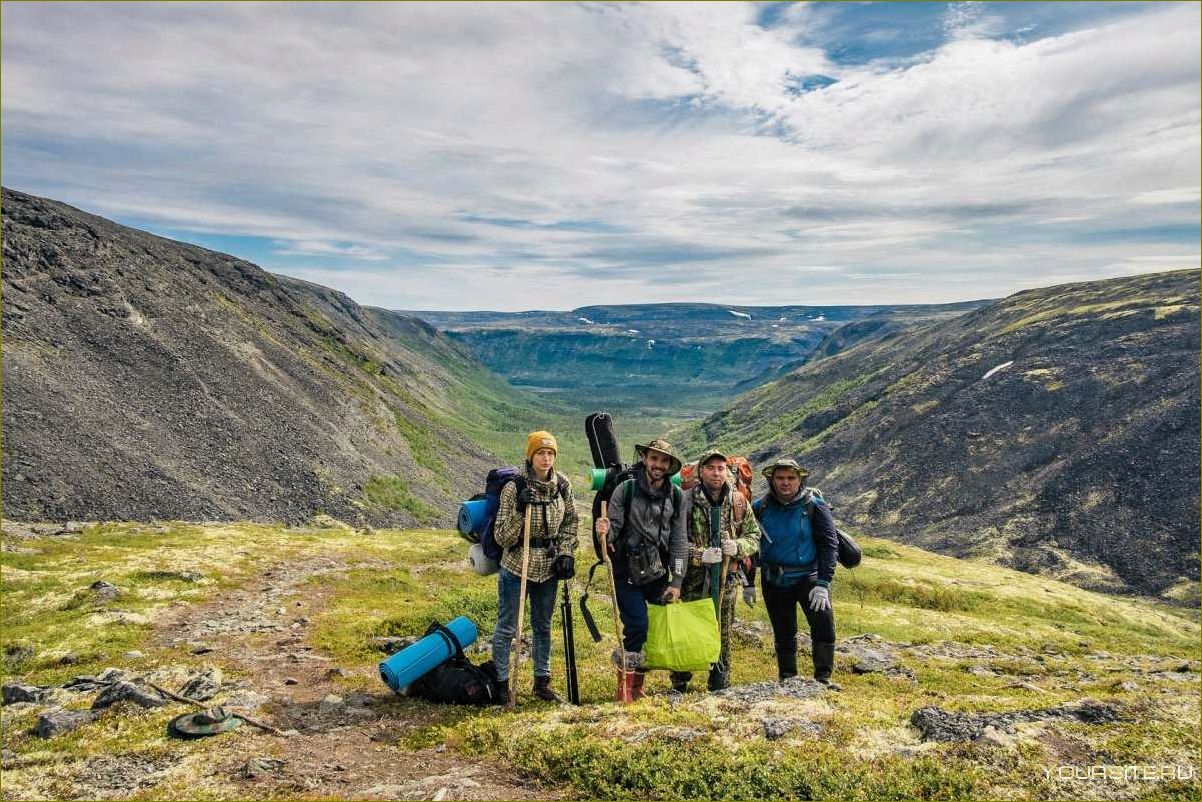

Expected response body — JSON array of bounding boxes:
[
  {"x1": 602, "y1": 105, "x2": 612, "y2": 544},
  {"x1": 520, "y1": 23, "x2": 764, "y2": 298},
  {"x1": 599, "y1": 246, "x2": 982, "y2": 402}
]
[
  {"x1": 751, "y1": 458, "x2": 839, "y2": 685},
  {"x1": 595, "y1": 438, "x2": 689, "y2": 702},
  {"x1": 633, "y1": 439, "x2": 683, "y2": 475},
  {"x1": 674, "y1": 447, "x2": 760, "y2": 693}
]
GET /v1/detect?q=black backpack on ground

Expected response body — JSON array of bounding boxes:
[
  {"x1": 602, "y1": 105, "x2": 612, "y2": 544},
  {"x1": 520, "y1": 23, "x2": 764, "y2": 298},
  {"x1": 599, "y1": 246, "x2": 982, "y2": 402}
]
[{"x1": 408, "y1": 621, "x2": 500, "y2": 706}]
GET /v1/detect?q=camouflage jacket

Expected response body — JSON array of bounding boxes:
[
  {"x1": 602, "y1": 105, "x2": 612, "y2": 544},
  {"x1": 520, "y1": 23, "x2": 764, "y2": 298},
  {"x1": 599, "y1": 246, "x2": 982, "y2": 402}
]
[
  {"x1": 493, "y1": 468, "x2": 579, "y2": 583},
  {"x1": 679, "y1": 484, "x2": 759, "y2": 601}
]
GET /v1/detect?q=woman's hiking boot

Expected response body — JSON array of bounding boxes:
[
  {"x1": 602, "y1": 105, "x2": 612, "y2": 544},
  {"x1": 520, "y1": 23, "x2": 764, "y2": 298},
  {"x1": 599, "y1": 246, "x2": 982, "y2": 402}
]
[
  {"x1": 532, "y1": 675, "x2": 563, "y2": 703},
  {"x1": 670, "y1": 671, "x2": 692, "y2": 694},
  {"x1": 495, "y1": 677, "x2": 510, "y2": 706}
]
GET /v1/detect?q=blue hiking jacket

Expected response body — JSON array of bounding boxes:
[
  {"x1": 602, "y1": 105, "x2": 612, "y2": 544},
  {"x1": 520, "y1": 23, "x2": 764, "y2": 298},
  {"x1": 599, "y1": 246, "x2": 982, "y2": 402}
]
[{"x1": 752, "y1": 490, "x2": 838, "y2": 586}]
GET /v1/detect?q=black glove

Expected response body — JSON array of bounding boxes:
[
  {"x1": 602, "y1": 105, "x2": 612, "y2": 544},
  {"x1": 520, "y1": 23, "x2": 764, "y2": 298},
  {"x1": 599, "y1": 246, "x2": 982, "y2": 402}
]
[
  {"x1": 515, "y1": 485, "x2": 533, "y2": 512},
  {"x1": 553, "y1": 553, "x2": 575, "y2": 580}
]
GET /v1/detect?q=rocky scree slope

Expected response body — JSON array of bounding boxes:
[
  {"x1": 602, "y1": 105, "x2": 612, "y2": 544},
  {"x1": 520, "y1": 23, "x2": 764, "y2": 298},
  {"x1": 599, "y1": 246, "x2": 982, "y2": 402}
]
[
  {"x1": 678, "y1": 269, "x2": 1201, "y2": 600},
  {"x1": 1, "y1": 188, "x2": 528, "y2": 526}
]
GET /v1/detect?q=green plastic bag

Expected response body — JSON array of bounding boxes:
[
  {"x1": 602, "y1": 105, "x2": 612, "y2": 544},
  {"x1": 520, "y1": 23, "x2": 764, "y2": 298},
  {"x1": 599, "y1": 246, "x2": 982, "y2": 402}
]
[{"x1": 643, "y1": 598, "x2": 721, "y2": 672}]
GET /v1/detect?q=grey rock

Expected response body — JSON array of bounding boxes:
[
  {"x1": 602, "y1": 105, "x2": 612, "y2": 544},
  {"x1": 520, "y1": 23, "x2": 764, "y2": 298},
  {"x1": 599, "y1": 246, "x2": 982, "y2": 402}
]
[
  {"x1": 839, "y1": 638, "x2": 897, "y2": 674},
  {"x1": 242, "y1": 757, "x2": 286, "y2": 778},
  {"x1": 319, "y1": 694, "x2": 344, "y2": 714},
  {"x1": 36, "y1": 708, "x2": 98, "y2": 738},
  {"x1": 179, "y1": 667, "x2": 223, "y2": 701},
  {"x1": 62, "y1": 668, "x2": 127, "y2": 693},
  {"x1": 2, "y1": 683, "x2": 47, "y2": 704},
  {"x1": 731, "y1": 620, "x2": 772, "y2": 645},
  {"x1": 89, "y1": 580, "x2": 121, "y2": 601},
  {"x1": 225, "y1": 690, "x2": 270, "y2": 709},
  {"x1": 122, "y1": 650, "x2": 145, "y2": 660},
  {"x1": 92, "y1": 680, "x2": 167, "y2": 709},
  {"x1": 96, "y1": 667, "x2": 125, "y2": 683},
  {"x1": 762, "y1": 718, "x2": 797, "y2": 740},
  {"x1": 3, "y1": 643, "x2": 35, "y2": 672},
  {"x1": 370, "y1": 635, "x2": 419, "y2": 653},
  {"x1": 911, "y1": 698, "x2": 1120, "y2": 743},
  {"x1": 713, "y1": 676, "x2": 827, "y2": 705}
]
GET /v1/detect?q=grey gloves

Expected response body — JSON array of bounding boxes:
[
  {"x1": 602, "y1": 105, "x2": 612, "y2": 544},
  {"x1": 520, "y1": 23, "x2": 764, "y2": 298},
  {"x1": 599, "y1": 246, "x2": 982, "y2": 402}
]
[
  {"x1": 742, "y1": 586, "x2": 757, "y2": 607},
  {"x1": 808, "y1": 585, "x2": 830, "y2": 612},
  {"x1": 720, "y1": 539, "x2": 738, "y2": 556},
  {"x1": 700, "y1": 547, "x2": 723, "y2": 565}
]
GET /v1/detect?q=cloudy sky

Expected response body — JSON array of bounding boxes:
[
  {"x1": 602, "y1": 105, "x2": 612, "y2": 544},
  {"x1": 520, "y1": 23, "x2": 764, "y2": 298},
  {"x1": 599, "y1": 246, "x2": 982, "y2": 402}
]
[{"x1": 2, "y1": 2, "x2": 1199, "y2": 310}]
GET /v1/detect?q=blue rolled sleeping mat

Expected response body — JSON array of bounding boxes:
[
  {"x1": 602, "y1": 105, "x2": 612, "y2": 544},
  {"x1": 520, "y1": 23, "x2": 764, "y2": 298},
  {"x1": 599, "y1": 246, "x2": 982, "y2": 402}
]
[
  {"x1": 457, "y1": 498, "x2": 490, "y2": 537},
  {"x1": 379, "y1": 615, "x2": 478, "y2": 692}
]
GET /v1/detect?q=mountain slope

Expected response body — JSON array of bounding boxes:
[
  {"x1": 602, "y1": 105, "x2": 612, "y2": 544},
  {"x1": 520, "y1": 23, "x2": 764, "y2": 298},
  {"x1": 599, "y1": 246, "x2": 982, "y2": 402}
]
[
  {"x1": 675, "y1": 269, "x2": 1201, "y2": 599},
  {"x1": 0, "y1": 188, "x2": 543, "y2": 526}
]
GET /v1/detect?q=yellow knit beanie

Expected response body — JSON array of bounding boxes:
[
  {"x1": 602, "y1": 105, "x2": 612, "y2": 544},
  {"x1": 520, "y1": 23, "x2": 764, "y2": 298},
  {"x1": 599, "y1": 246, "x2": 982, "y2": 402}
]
[{"x1": 526, "y1": 431, "x2": 558, "y2": 461}]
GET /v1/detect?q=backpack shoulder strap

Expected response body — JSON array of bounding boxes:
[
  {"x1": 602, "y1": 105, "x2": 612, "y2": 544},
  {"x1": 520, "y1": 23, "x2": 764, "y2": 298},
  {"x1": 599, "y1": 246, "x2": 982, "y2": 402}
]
[{"x1": 424, "y1": 620, "x2": 466, "y2": 660}]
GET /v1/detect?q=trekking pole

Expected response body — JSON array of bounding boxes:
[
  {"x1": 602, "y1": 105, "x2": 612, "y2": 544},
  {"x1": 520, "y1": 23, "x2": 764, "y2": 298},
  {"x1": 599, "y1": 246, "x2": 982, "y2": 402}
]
[
  {"x1": 507, "y1": 503, "x2": 534, "y2": 710},
  {"x1": 560, "y1": 580, "x2": 580, "y2": 704},
  {"x1": 598, "y1": 501, "x2": 629, "y2": 702}
]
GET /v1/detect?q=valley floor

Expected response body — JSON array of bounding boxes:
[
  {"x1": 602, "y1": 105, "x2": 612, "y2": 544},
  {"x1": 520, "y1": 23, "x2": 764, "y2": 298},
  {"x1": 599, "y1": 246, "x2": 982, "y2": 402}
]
[{"x1": 1, "y1": 521, "x2": 1198, "y2": 800}]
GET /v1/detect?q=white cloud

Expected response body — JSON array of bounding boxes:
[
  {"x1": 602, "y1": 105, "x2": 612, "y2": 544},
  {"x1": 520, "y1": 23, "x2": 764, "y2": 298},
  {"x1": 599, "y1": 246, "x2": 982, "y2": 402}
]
[{"x1": 1, "y1": 1, "x2": 1198, "y2": 309}]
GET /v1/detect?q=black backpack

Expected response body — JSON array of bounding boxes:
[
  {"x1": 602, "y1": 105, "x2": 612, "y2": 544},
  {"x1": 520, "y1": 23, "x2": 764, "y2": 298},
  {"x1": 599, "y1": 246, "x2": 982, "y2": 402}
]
[{"x1": 408, "y1": 622, "x2": 500, "y2": 706}]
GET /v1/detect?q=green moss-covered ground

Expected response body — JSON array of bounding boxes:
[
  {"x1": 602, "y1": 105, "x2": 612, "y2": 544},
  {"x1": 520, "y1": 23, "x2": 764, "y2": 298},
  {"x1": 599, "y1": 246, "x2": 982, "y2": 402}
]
[{"x1": 2, "y1": 521, "x2": 1198, "y2": 800}]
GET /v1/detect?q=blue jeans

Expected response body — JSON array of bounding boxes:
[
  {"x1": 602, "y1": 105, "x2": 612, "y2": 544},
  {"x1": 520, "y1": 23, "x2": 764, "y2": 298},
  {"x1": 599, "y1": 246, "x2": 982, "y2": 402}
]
[
  {"x1": 492, "y1": 567, "x2": 558, "y2": 681},
  {"x1": 613, "y1": 569, "x2": 670, "y2": 655}
]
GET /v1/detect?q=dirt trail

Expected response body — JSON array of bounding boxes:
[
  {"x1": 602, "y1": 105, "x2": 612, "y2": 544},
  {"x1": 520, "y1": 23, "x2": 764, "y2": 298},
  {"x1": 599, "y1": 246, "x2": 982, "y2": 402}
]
[{"x1": 152, "y1": 557, "x2": 559, "y2": 801}]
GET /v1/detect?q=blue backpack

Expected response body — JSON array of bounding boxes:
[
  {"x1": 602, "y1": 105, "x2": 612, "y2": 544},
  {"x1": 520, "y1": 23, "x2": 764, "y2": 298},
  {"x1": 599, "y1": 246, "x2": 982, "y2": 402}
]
[{"x1": 468, "y1": 467, "x2": 569, "y2": 562}]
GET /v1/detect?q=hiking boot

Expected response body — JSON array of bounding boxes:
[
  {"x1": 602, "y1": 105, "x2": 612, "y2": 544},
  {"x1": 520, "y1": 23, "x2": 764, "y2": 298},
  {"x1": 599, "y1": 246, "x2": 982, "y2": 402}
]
[
  {"x1": 707, "y1": 666, "x2": 729, "y2": 692},
  {"x1": 614, "y1": 670, "x2": 634, "y2": 704},
  {"x1": 495, "y1": 677, "x2": 510, "y2": 706},
  {"x1": 630, "y1": 671, "x2": 647, "y2": 701},
  {"x1": 813, "y1": 642, "x2": 836, "y2": 684},
  {"x1": 532, "y1": 675, "x2": 563, "y2": 703},
  {"x1": 776, "y1": 647, "x2": 798, "y2": 681},
  {"x1": 670, "y1": 671, "x2": 692, "y2": 694}
]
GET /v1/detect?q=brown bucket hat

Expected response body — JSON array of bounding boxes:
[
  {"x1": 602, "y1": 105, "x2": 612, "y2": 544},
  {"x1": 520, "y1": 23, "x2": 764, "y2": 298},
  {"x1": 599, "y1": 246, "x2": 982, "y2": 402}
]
[
  {"x1": 167, "y1": 707, "x2": 243, "y2": 739},
  {"x1": 761, "y1": 458, "x2": 810, "y2": 482},
  {"x1": 634, "y1": 439, "x2": 683, "y2": 475}
]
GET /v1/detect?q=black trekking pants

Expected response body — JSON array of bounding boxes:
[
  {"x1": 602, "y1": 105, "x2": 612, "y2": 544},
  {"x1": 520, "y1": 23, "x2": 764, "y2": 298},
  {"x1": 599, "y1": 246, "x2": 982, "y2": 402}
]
[{"x1": 762, "y1": 574, "x2": 836, "y2": 667}]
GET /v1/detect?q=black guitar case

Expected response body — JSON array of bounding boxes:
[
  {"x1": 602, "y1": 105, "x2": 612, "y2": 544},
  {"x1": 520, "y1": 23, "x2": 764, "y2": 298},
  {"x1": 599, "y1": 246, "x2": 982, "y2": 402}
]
[{"x1": 584, "y1": 412, "x2": 622, "y2": 469}]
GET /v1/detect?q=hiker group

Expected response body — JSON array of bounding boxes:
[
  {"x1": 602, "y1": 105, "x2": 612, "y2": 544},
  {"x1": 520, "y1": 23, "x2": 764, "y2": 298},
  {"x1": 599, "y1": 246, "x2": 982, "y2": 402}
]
[{"x1": 470, "y1": 425, "x2": 849, "y2": 706}]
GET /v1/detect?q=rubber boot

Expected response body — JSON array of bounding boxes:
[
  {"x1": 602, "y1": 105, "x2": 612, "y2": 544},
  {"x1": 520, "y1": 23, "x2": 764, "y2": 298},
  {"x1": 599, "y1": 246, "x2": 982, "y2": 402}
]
[
  {"x1": 532, "y1": 675, "x2": 563, "y2": 703},
  {"x1": 812, "y1": 642, "x2": 836, "y2": 685},
  {"x1": 614, "y1": 670, "x2": 634, "y2": 703},
  {"x1": 776, "y1": 647, "x2": 798, "y2": 681},
  {"x1": 707, "y1": 665, "x2": 729, "y2": 692},
  {"x1": 630, "y1": 671, "x2": 647, "y2": 701},
  {"x1": 495, "y1": 677, "x2": 510, "y2": 706},
  {"x1": 670, "y1": 671, "x2": 692, "y2": 694}
]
